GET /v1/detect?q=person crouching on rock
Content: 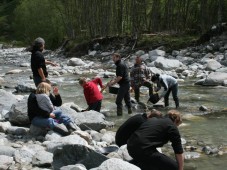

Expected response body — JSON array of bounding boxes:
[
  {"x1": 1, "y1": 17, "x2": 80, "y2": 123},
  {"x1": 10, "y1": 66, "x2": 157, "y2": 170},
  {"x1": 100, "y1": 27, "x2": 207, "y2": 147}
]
[
  {"x1": 79, "y1": 77, "x2": 104, "y2": 112},
  {"x1": 27, "y1": 81, "x2": 79, "y2": 136}
]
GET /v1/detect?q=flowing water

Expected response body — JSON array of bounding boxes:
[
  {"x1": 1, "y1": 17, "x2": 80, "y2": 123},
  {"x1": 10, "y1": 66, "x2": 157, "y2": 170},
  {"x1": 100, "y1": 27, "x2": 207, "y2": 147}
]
[{"x1": 1, "y1": 50, "x2": 227, "y2": 169}]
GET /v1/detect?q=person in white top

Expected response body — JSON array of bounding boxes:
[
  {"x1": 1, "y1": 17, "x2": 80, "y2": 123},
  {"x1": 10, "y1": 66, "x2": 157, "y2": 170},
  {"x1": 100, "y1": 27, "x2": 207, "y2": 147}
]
[{"x1": 151, "y1": 74, "x2": 179, "y2": 108}]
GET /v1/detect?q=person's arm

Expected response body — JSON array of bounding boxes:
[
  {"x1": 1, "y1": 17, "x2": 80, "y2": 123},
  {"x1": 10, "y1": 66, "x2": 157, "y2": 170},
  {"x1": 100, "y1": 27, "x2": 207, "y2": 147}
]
[
  {"x1": 93, "y1": 78, "x2": 104, "y2": 88},
  {"x1": 49, "y1": 93, "x2": 62, "y2": 106},
  {"x1": 45, "y1": 60, "x2": 58, "y2": 66},
  {"x1": 175, "y1": 153, "x2": 184, "y2": 170},
  {"x1": 38, "y1": 68, "x2": 46, "y2": 82},
  {"x1": 108, "y1": 76, "x2": 122, "y2": 86},
  {"x1": 159, "y1": 79, "x2": 168, "y2": 98},
  {"x1": 84, "y1": 86, "x2": 92, "y2": 105},
  {"x1": 40, "y1": 95, "x2": 54, "y2": 112}
]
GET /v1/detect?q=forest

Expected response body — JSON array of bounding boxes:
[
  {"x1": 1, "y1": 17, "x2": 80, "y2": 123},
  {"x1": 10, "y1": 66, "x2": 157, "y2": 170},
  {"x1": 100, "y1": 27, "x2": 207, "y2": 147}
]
[{"x1": 0, "y1": 0, "x2": 226, "y2": 49}]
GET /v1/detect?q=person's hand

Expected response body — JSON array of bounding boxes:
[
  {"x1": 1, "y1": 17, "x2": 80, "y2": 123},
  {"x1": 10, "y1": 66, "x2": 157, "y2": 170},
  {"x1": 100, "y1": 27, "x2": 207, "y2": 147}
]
[
  {"x1": 51, "y1": 62, "x2": 58, "y2": 66},
  {"x1": 41, "y1": 78, "x2": 46, "y2": 82},
  {"x1": 49, "y1": 113, "x2": 55, "y2": 118},
  {"x1": 53, "y1": 86, "x2": 59, "y2": 95}
]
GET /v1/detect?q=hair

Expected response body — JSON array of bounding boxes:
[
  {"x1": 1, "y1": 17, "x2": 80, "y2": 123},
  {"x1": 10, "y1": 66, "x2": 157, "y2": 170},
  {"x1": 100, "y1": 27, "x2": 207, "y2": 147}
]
[
  {"x1": 113, "y1": 53, "x2": 121, "y2": 59},
  {"x1": 147, "y1": 109, "x2": 162, "y2": 118},
  {"x1": 36, "y1": 82, "x2": 51, "y2": 95},
  {"x1": 30, "y1": 37, "x2": 45, "y2": 52},
  {"x1": 79, "y1": 77, "x2": 87, "y2": 85},
  {"x1": 151, "y1": 73, "x2": 160, "y2": 82},
  {"x1": 167, "y1": 110, "x2": 182, "y2": 126}
]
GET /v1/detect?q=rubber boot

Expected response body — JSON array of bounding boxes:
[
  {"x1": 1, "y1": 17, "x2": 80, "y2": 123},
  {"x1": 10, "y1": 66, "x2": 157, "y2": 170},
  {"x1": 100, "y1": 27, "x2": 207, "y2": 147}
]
[
  {"x1": 128, "y1": 107, "x2": 132, "y2": 114},
  {"x1": 117, "y1": 107, "x2": 123, "y2": 116},
  {"x1": 66, "y1": 122, "x2": 80, "y2": 133},
  {"x1": 175, "y1": 99, "x2": 179, "y2": 109},
  {"x1": 53, "y1": 124, "x2": 70, "y2": 136}
]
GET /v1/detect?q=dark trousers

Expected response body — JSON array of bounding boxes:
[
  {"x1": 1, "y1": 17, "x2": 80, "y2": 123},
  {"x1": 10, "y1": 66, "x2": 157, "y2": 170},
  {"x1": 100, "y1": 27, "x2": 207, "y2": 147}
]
[
  {"x1": 116, "y1": 83, "x2": 132, "y2": 110},
  {"x1": 129, "y1": 149, "x2": 178, "y2": 170},
  {"x1": 164, "y1": 83, "x2": 179, "y2": 107},
  {"x1": 88, "y1": 100, "x2": 102, "y2": 112},
  {"x1": 33, "y1": 76, "x2": 42, "y2": 87},
  {"x1": 134, "y1": 81, "x2": 153, "y2": 102}
]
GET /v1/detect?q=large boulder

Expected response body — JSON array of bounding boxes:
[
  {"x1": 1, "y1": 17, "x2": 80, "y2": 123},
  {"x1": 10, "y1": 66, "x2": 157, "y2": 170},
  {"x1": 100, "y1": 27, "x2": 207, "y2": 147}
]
[
  {"x1": 90, "y1": 158, "x2": 140, "y2": 170},
  {"x1": 0, "y1": 146, "x2": 16, "y2": 157},
  {"x1": 205, "y1": 59, "x2": 222, "y2": 71},
  {"x1": 15, "y1": 82, "x2": 36, "y2": 93},
  {"x1": 8, "y1": 98, "x2": 29, "y2": 125},
  {"x1": 0, "y1": 90, "x2": 17, "y2": 111},
  {"x1": 196, "y1": 72, "x2": 227, "y2": 86},
  {"x1": 32, "y1": 150, "x2": 53, "y2": 167},
  {"x1": 154, "y1": 57, "x2": 183, "y2": 70},
  {"x1": 0, "y1": 155, "x2": 14, "y2": 170},
  {"x1": 53, "y1": 144, "x2": 108, "y2": 170},
  {"x1": 72, "y1": 110, "x2": 114, "y2": 131},
  {"x1": 67, "y1": 58, "x2": 86, "y2": 66}
]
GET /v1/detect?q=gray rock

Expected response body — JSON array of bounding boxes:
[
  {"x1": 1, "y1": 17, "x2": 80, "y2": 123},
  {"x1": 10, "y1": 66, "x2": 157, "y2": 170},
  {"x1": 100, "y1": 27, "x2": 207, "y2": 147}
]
[
  {"x1": 0, "y1": 155, "x2": 14, "y2": 170},
  {"x1": 101, "y1": 131, "x2": 115, "y2": 144},
  {"x1": 205, "y1": 59, "x2": 222, "y2": 71},
  {"x1": 202, "y1": 72, "x2": 227, "y2": 86},
  {"x1": 73, "y1": 111, "x2": 114, "y2": 131},
  {"x1": 199, "y1": 105, "x2": 208, "y2": 111},
  {"x1": 216, "y1": 67, "x2": 227, "y2": 73},
  {"x1": 5, "y1": 69, "x2": 23, "y2": 74},
  {"x1": 90, "y1": 158, "x2": 140, "y2": 170},
  {"x1": 149, "y1": 50, "x2": 165, "y2": 57},
  {"x1": 8, "y1": 98, "x2": 29, "y2": 125},
  {"x1": 7, "y1": 126, "x2": 29, "y2": 135},
  {"x1": 154, "y1": 57, "x2": 183, "y2": 70},
  {"x1": 0, "y1": 145, "x2": 16, "y2": 156},
  {"x1": 172, "y1": 50, "x2": 180, "y2": 56},
  {"x1": 90, "y1": 130, "x2": 103, "y2": 142},
  {"x1": 0, "y1": 90, "x2": 17, "y2": 110},
  {"x1": 135, "y1": 50, "x2": 145, "y2": 57},
  {"x1": 117, "y1": 145, "x2": 133, "y2": 161},
  {"x1": 68, "y1": 58, "x2": 86, "y2": 66},
  {"x1": 53, "y1": 144, "x2": 108, "y2": 170},
  {"x1": 0, "y1": 121, "x2": 11, "y2": 133},
  {"x1": 201, "y1": 53, "x2": 215, "y2": 63},
  {"x1": 32, "y1": 150, "x2": 53, "y2": 167},
  {"x1": 60, "y1": 164, "x2": 87, "y2": 170},
  {"x1": 20, "y1": 63, "x2": 30, "y2": 67},
  {"x1": 44, "y1": 134, "x2": 88, "y2": 153},
  {"x1": 29, "y1": 124, "x2": 48, "y2": 136}
]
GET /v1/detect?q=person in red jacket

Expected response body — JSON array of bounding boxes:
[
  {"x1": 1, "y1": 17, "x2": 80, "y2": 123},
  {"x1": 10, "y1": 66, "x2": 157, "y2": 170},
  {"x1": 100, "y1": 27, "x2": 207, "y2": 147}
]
[{"x1": 79, "y1": 77, "x2": 104, "y2": 112}]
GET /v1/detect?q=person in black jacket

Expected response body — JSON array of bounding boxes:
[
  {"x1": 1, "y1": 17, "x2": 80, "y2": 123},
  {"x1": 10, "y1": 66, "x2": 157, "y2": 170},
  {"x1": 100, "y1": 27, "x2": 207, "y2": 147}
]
[
  {"x1": 107, "y1": 53, "x2": 132, "y2": 116},
  {"x1": 115, "y1": 109, "x2": 162, "y2": 147},
  {"x1": 30, "y1": 37, "x2": 57, "y2": 87},
  {"x1": 127, "y1": 110, "x2": 184, "y2": 170},
  {"x1": 27, "y1": 82, "x2": 79, "y2": 136}
]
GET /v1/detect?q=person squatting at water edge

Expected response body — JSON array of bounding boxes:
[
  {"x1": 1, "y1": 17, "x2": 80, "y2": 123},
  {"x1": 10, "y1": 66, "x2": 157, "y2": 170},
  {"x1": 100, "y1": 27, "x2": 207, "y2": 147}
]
[
  {"x1": 151, "y1": 73, "x2": 179, "y2": 108},
  {"x1": 107, "y1": 53, "x2": 132, "y2": 116},
  {"x1": 130, "y1": 55, "x2": 153, "y2": 103},
  {"x1": 79, "y1": 77, "x2": 104, "y2": 112},
  {"x1": 115, "y1": 109, "x2": 162, "y2": 147},
  {"x1": 127, "y1": 110, "x2": 184, "y2": 170},
  {"x1": 30, "y1": 37, "x2": 57, "y2": 87},
  {"x1": 27, "y1": 80, "x2": 80, "y2": 136}
]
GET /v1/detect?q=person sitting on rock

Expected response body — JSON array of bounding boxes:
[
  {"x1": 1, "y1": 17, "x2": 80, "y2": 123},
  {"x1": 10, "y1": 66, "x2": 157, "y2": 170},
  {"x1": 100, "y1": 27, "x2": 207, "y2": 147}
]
[
  {"x1": 151, "y1": 74, "x2": 179, "y2": 108},
  {"x1": 130, "y1": 55, "x2": 153, "y2": 103},
  {"x1": 79, "y1": 77, "x2": 104, "y2": 112},
  {"x1": 115, "y1": 109, "x2": 162, "y2": 147},
  {"x1": 27, "y1": 81, "x2": 79, "y2": 136}
]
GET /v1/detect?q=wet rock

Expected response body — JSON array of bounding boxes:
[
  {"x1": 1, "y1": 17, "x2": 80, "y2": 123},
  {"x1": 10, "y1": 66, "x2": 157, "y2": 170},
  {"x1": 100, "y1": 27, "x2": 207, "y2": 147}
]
[
  {"x1": 8, "y1": 98, "x2": 29, "y2": 125},
  {"x1": 202, "y1": 146, "x2": 218, "y2": 155},
  {"x1": 185, "y1": 146, "x2": 197, "y2": 151},
  {"x1": 184, "y1": 152, "x2": 200, "y2": 159},
  {"x1": 199, "y1": 105, "x2": 208, "y2": 111},
  {"x1": 90, "y1": 158, "x2": 140, "y2": 170},
  {"x1": 53, "y1": 144, "x2": 108, "y2": 170}
]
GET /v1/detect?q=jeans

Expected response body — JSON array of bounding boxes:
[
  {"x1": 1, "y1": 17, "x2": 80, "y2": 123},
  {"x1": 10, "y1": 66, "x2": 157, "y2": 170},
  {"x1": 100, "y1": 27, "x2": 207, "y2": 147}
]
[
  {"x1": 31, "y1": 113, "x2": 72, "y2": 129},
  {"x1": 164, "y1": 83, "x2": 179, "y2": 107},
  {"x1": 53, "y1": 110, "x2": 62, "y2": 120},
  {"x1": 88, "y1": 100, "x2": 102, "y2": 112},
  {"x1": 116, "y1": 83, "x2": 132, "y2": 110}
]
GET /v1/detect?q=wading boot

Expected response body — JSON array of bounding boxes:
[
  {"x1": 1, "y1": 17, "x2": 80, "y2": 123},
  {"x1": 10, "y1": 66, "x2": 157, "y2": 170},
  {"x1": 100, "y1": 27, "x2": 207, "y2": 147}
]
[
  {"x1": 117, "y1": 108, "x2": 123, "y2": 116},
  {"x1": 53, "y1": 124, "x2": 70, "y2": 136}
]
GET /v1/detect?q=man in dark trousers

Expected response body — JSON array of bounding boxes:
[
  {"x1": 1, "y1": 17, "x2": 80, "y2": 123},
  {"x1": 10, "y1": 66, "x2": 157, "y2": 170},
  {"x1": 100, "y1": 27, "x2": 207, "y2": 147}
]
[
  {"x1": 30, "y1": 37, "x2": 57, "y2": 86},
  {"x1": 108, "y1": 53, "x2": 132, "y2": 116},
  {"x1": 127, "y1": 110, "x2": 184, "y2": 170}
]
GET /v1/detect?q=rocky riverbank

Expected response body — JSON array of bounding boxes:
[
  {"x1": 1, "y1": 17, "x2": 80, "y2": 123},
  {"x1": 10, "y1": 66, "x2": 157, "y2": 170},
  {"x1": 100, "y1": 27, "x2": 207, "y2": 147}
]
[{"x1": 0, "y1": 30, "x2": 227, "y2": 169}]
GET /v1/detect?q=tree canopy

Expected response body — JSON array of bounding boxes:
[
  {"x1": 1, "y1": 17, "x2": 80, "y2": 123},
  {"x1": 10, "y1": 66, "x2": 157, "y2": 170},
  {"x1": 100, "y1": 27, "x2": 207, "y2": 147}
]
[{"x1": 0, "y1": 0, "x2": 226, "y2": 49}]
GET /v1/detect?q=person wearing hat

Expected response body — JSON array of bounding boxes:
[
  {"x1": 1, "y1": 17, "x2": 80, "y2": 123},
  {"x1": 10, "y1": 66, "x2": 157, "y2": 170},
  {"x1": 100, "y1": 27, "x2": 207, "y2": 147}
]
[
  {"x1": 30, "y1": 37, "x2": 57, "y2": 87},
  {"x1": 130, "y1": 56, "x2": 153, "y2": 103}
]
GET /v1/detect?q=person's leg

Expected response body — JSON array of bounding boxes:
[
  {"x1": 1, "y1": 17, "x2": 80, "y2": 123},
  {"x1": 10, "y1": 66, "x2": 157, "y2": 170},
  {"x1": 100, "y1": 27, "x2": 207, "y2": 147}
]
[
  {"x1": 31, "y1": 116, "x2": 55, "y2": 129},
  {"x1": 88, "y1": 100, "x2": 102, "y2": 112},
  {"x1": 172, "y1": 83, "x2": 179, "y2": 108},
  {"x1": 116, "y1": 85, "x2": 125, "y2": 116},
  {"x1": 53, "y1": 110, "x2": 62, "y2": 120},
  {"x1": 164, "y1": 89, "x2": 171, "y2": 107},
  {"x1": 134, "y1": 87, "x2": 140, "y2": 102},
  {"x1": 143, "y1": 81, "x2": 153, "y2": 96},
  {"x1": 123, "y1": 83, "x2": 132, "y2": 114},
  {"x1": 33, "y1": 76, "x2": 42, "y2": 87}
]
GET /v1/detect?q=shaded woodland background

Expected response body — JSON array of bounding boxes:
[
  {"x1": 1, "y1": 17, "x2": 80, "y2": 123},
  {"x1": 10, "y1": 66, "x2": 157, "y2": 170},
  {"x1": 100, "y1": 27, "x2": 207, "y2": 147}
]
[{"x1": 0, "y1": 0, "x2": 226, "y2": 49}]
